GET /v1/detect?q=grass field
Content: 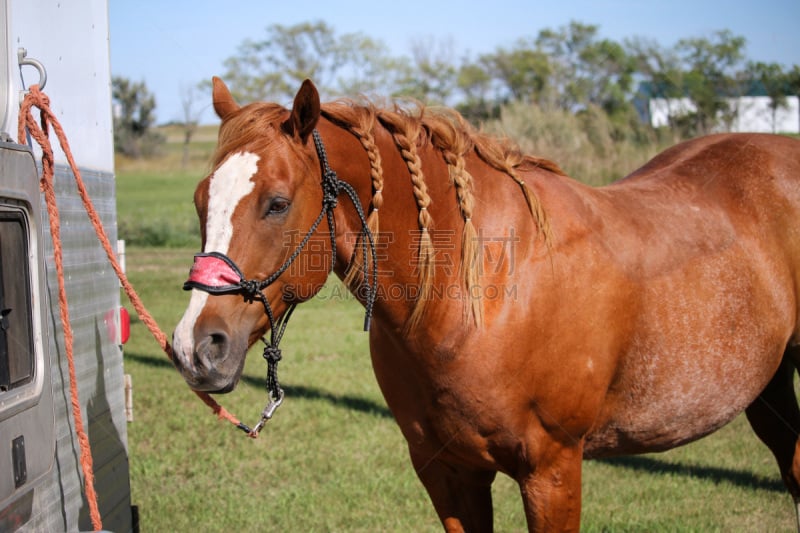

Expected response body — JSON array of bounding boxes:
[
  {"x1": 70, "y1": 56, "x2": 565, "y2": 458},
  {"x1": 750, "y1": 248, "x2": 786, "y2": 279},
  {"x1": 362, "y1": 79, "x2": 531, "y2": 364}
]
[{"x1": 118, "y1": 128, "x2": 798, "y2": 531}]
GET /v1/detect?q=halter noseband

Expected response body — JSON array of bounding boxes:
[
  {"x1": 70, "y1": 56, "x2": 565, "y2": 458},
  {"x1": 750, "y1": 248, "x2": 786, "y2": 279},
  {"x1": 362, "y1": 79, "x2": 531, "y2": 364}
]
[{"x1": 183, "y1": 129, "x2": 378, "y2": 437}]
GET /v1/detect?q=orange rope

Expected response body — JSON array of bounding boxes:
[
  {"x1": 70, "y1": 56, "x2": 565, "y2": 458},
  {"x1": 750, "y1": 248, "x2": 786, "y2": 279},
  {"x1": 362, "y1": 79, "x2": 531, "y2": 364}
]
[{"x1": 18, "y1": 85, "x2": 244, "y2": 530}]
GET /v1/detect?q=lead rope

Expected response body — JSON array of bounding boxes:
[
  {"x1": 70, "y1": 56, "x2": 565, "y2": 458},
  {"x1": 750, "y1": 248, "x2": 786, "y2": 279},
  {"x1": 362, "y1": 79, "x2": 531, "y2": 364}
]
[
  {"x1": 18, "y1": 86, "x2": 102, "y2": 531},
  {"x1": 18, "y1": 86, "x2": 250, "y2": 528}
]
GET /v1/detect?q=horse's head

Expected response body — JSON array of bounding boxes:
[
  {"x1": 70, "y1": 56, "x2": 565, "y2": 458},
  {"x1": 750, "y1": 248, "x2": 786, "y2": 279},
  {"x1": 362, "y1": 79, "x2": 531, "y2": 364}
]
[{"x1": 172, "y1": 77, "x2": 333, "y2": 393}]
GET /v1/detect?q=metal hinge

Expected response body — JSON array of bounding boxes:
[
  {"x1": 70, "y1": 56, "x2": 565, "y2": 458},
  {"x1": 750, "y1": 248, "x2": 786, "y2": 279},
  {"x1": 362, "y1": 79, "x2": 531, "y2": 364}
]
[{"x1": 124, "y1": 374, "x2": 133, "y2": 423}]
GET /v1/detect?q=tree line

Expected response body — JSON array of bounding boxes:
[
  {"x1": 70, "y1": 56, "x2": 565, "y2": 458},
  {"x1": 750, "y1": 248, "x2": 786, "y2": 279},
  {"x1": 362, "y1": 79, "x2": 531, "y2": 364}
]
[{"x1": 113, "y1": 20, "x2": 799, "y2": 159}]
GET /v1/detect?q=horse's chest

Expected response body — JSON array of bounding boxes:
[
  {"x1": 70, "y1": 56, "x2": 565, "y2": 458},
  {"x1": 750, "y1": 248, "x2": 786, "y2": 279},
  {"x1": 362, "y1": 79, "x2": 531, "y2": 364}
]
[
  {"x1": 370, "y1": 347, "x2": 517, "y2": 466},
  {"x1": 402, "y1": 387, "x2": 519, "y2": 469}
]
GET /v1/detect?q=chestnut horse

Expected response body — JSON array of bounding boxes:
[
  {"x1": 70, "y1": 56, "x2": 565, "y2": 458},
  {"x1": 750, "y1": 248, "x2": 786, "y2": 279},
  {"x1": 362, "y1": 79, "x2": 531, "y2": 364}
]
[{"x1": 172, "y1": 77, "x2": 800, "y2": 531}]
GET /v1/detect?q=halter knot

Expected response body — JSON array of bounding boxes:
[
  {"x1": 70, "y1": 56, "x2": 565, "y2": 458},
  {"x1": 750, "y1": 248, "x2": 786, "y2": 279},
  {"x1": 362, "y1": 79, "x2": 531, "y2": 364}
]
[
  {"x1": 263, "y1": 344, "x2": 283, "y2": 363},
  {"x1": 322, "y1": 169, "x2": 340, "y2": 210},
  {"x1": 239, "y1": 279, "x2": 262, "y2": 297}
]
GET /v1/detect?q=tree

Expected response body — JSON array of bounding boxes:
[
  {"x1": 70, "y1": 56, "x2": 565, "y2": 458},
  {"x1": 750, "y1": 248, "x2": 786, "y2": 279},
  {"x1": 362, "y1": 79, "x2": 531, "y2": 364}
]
[
  {"x1": 395, "y1": 36, "x2": 459, "y2": 104},
  {"x1": 626, "y1": 37, "x2": 686, "y2": 129},
  {"x1": 456, "y1": 61, "x2": 496, "y2": 122},
  {"x1": 334, "y1": 34, "x2": 410, "y2": 99},
  {"x1": 745, "y1": 62, "x2": 791, "y2": 133},
  {"x1": 178, "y1": 83, "x2": 204, "y2": 169},
  {"x1": 676, "y1": 30, "x2": 747, "y2": 134},
  {"x1": 788, "y1": 65, "x2": 800, "y2": 94},
  {"x1": 220, "y1": 20, "x2": 400, "y2": 103},
  {"x1": 578, "y1": 38, "x2": 635, "y2": 116},
  {"x1": 112, "y1": 76, "x2": 163, "y2": 158},
  {"x1": 479, "y1": 40, "x2": 552, "y2": 106},
  {"x1": 535, "y1": 21, "x2": 634, "y2": 115}
]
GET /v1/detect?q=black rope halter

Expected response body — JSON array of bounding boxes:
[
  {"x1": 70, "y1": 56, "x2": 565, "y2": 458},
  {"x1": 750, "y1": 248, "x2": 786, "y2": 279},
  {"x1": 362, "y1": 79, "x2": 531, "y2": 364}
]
[{"x1": 183, "y1": 129, "x2": 378, "y2": 436}]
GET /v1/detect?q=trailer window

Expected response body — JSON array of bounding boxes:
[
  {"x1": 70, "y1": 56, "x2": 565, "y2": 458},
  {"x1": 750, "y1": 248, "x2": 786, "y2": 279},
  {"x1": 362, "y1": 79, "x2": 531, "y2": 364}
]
[{"x1": 0, "y1": 211, "x2": 34, "y2": 391}]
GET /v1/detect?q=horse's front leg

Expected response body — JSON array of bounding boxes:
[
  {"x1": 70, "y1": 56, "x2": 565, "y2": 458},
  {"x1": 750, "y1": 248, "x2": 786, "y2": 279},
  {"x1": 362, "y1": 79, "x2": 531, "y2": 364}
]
[
  {"x1": 517, "y1": 439, "x2": 584, "y2": 532},
  {"x1": 409, "y1": 449, "x2": 497, "y2": 532}
]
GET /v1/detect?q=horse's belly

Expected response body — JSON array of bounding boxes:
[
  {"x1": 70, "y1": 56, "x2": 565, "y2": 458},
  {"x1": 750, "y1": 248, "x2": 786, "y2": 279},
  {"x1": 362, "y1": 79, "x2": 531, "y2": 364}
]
[
  {"x1": 584, "y1": 326, "x2": 786, "y2": 457},
  {"x1": 585, "y1": 371, "x2": 758, "y2": 457},
  {"x1": 583, "y1": 246, "x2": 794, "y2": 457}
]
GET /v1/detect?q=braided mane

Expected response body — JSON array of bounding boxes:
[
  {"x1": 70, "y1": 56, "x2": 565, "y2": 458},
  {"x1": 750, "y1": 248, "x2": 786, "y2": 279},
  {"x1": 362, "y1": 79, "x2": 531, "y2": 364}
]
[
  {"x1": 213, "y1": 98, "x2": 562, "y2": 329},
  {"x1": 322, "y1": 101, "x2": 561, "y2": 329}
]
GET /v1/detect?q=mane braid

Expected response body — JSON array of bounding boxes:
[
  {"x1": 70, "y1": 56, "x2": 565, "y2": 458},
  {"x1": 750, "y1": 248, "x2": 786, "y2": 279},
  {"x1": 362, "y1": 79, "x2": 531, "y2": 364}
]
[
  {"x1": 424, "y1": 112, "x2": 483, "y2": 326},
  {"x1": 321, "y1": 103, "x2": 384, "y2": 290},
  {"x1": 473, "y1": 132, "x2": 555, "y2": 246},
  {"x1": 377, "y1": 109, "x2": 435, "y2": 334}
]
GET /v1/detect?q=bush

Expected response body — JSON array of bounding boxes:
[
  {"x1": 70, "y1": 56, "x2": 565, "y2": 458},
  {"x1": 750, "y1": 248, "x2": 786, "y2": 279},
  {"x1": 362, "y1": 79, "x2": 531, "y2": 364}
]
[
  {"x1": 117, "y1": 216, "x2": 200, "y2": 248},
  {"x1": 484, "y1": 101, "x2": 673, "y2": 185},
  {"x1": 115, "y1": 128, "x2": 166, "y2": 159}
]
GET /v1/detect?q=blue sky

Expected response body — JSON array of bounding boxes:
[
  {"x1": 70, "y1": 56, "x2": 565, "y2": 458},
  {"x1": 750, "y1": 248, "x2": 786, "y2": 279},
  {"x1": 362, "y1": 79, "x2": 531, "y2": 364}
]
[{"x1": 109, "y1": 0, "x2": 800, "y2": 124}]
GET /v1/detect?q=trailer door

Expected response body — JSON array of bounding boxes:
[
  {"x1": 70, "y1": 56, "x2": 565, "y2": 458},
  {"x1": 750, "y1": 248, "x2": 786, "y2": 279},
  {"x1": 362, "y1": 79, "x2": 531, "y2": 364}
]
[{"x1": 0, "y1": 141, "x2": 56, "y2": 530}]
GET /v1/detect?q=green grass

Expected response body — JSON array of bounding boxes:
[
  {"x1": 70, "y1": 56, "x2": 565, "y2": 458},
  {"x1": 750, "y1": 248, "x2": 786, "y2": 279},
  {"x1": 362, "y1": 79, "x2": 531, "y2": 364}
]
[
  {"x1": 116, "y1": 170, "x2": 201, "y2": 247},
  {"x1": 115, "y1": 124, "x2": 217, "y2": 247},
  {"x1": 118, "y1": 126, "x2": 797, "y2": 531}
]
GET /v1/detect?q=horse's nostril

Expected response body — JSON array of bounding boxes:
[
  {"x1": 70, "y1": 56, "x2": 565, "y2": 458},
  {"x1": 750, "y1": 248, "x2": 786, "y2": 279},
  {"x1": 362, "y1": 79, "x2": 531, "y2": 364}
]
[
  {"x1": 210, "y1": 332, "x2": 227, "y2": 346},
  {"x1": 195, "y1": 331, "x2": 230, "y2": 367}
]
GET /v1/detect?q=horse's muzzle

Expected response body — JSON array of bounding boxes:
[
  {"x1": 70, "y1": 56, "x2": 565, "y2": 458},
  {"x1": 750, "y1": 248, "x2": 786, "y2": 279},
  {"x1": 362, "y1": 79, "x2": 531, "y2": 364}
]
[{"x1": 172, "y1": 327, "x2": 246, "y2": 393}]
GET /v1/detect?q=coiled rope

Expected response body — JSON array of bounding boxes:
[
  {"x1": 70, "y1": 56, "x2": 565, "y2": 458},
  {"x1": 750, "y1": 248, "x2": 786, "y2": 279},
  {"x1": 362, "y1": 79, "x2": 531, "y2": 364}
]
[{"x1": 18, "y1": 84, "x2": 244, "y2": 531}]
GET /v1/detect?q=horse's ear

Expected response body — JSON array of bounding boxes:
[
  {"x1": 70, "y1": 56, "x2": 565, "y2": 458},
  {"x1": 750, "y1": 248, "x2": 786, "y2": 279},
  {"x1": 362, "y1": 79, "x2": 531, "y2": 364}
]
[
  {"x1": 282, "y1": 79, "x2": 320, "y2": 143},
  {"x1": 212, "y1": 76, "x2": 239, "y2": 120}
]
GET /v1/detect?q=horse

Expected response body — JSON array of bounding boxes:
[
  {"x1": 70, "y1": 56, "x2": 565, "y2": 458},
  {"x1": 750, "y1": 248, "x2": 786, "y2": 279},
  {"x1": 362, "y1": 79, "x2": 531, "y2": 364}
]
[{"x1": 171, "y1": 76, "x2": 800, "y2": 532}]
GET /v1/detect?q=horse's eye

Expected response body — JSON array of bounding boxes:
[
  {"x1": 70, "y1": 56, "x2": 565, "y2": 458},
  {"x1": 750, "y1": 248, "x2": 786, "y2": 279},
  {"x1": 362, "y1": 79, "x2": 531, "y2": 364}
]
[{"x1": 266, "y1": 198, "x2": 290, "y2": 216}]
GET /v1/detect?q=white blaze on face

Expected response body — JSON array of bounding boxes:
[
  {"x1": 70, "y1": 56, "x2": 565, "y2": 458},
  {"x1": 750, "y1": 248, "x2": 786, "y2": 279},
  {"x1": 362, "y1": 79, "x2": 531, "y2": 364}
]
[
  {"x1": 204, "y1": 152, "x2": 260, "y2": 253},
  {"x1": 173, "y1": 152, "x2": 261, "y2": 368}
]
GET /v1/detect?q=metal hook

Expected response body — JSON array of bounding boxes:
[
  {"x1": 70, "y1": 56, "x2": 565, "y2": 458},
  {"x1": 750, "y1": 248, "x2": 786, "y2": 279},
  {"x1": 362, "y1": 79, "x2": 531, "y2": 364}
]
[
  {"x1": 18, "y1": 48, "x2": 47, "y2": 95},
  {"x1": 247, "y1": 388, "x2": 285, "y2": 437}
]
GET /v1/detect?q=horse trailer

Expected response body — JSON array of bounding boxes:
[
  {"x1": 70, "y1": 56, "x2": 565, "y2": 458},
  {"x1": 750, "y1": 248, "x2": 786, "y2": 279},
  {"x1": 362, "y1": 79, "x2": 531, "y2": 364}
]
[{"x1": 0, "y1": 0, "x2": 135, "y2": 531}]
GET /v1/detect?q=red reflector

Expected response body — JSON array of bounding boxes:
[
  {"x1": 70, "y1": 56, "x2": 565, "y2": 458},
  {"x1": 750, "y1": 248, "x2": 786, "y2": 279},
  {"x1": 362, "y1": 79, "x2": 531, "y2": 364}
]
[{"x1": 119, "y1": 307, "x2": 130, "y2": 344}]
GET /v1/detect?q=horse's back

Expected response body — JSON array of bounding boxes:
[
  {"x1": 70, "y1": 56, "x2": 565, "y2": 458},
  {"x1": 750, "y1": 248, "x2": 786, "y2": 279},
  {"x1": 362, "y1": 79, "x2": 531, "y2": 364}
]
[
  {"x1": 622, "y1": 133, "x2": 800, "y2": 182},
  {"x1": 608, "y1": 133, "x2": 800, "y2": 279}
]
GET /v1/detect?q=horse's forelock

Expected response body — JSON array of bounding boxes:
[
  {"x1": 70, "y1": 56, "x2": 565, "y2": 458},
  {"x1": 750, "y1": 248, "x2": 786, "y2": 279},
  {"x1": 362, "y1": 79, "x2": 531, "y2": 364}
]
[{"x1": 212, "y1": 103, "x2": 289, "y2": 168}]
